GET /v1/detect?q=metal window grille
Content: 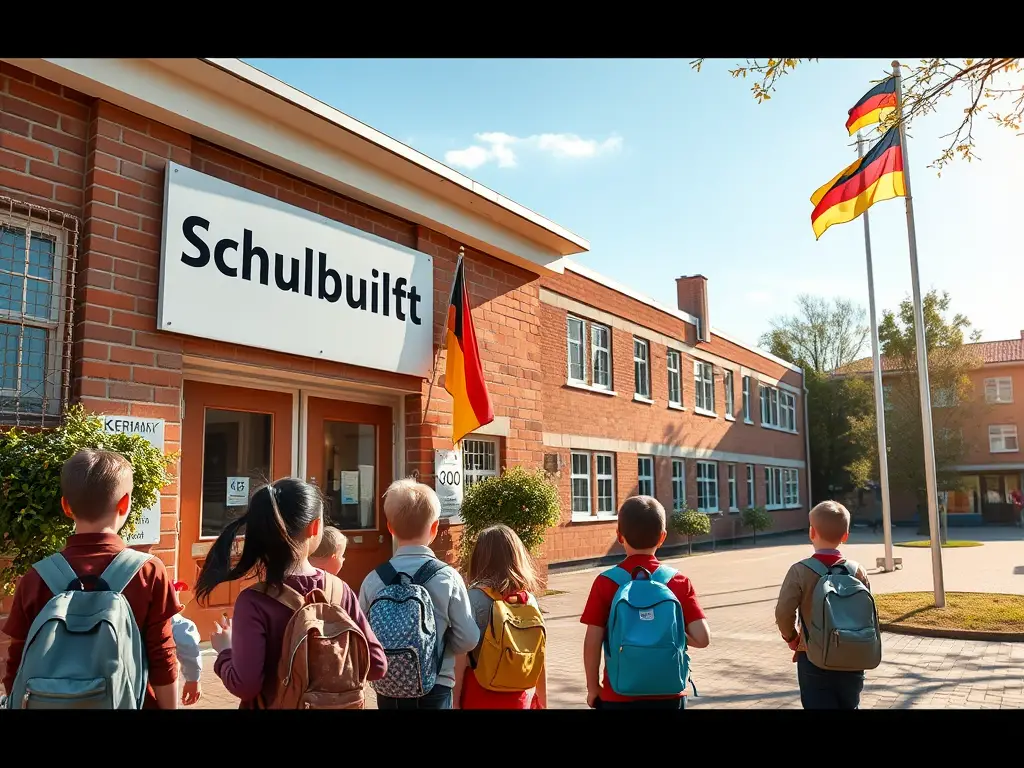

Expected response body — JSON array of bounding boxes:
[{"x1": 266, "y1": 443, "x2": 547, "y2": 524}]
[{"x1": 0, "y1": 197, "x2": 78, "y2": 427}]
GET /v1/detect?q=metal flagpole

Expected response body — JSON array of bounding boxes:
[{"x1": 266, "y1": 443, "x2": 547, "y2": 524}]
[
  {"x1": 892, "y1": 60, "x2": 945, "y2": 606},
  {"x1": 856, "y1": 130, "x2": 896, "y2": 573}
]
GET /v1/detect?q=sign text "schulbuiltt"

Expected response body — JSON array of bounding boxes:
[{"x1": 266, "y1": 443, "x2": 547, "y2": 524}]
[{"x1": 181, "y1": 216, "x2": 425, "y2": 325}]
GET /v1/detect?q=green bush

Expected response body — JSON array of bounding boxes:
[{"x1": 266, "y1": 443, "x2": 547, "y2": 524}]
[
  {"x1": 0, "y1": 405, "x2": 178, "y2": 593},
  {"x1": 457, "y1": 466, "x2": 561, "y2": 568},
  {"x1": 670, "y1": 508, "x2": 711, "y2": 555},
  {"x1": 741, "y1": 505, "x2": 773, "y2": 543}
]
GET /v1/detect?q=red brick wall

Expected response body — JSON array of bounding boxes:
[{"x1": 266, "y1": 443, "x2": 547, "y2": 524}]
[{"x1": 961, "y1": 363, "x2": 1023, "y2": 466}]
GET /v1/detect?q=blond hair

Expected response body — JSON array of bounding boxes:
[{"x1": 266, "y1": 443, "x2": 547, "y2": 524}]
[
  {"x1": 61, "y1": 449, "x2": 134, "y2": 522},
  {"x1": 384, "y1": 478, "x2": 440, "y2": 540},
  {"x1": 468, "y1": 524, "x2": 541, "y2": 596},
  {"x1": 311, "y1": 525, "x2": 348, "y2": 559},
  {"x1": 809, "y1": 500, "x2": 851, "y2": 543}
]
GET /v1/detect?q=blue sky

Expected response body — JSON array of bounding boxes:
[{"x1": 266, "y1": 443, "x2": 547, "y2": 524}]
[{"x1": 246, "y1": 58, "x2": 1023, "y2": 351}]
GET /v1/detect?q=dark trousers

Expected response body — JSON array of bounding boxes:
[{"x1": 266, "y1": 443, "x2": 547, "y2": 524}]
[
  {"x1": 376, "y1": 683, "x2": 453, "y2": 710},
  {"x1": 596, "y1": 696, "x2": 686, "y2": 710},
  {"x1": 796, "y1": 653, "x2": 864, "y2": 710}
]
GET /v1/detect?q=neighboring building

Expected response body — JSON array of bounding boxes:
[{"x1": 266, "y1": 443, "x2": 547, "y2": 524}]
[
  {"x1": 0, "y1": 58, "x2": 808, "y2": 659},
  {"x1": 835, "y1": 332, "x2": 1024, "y2": 526}
]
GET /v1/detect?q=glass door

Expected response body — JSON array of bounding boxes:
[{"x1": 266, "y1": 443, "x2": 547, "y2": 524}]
[
  {"x1": 179, "y1": 381, "x2": 293, "y2": 639},
  {"x1": 305, "y1": 397, "x2": 393, "y2": 593}
]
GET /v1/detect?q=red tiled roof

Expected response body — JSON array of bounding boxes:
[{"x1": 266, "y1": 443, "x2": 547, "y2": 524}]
[{"x1": 834, "y1": 336, "x2": 1024, "y2": 376}]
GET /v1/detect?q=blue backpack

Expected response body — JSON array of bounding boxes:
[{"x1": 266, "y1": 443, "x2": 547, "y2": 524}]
[
  {"x1": 603, "y1": 565, "x2": 689, "y2": 697},
  {"x1": 366, "y1": 559, "x2": 448, "y2": 699}
]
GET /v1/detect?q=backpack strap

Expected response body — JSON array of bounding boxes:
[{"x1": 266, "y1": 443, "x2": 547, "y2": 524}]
[
  {"x1": 411, "y1": 558, "x2": 448, "y2": 587},
  {"x1": 839, "y1": 559, "x2": 861, "y2": 578},
  {"x1": 798, "y1": 557, "x2": 830, "y2": 578},
  {"x1": 649, "y1": 565, "x2": 678, "y2": 585},
  {"x1": 33, "y1": 553, "x2": 80, "y2": 596},
  {"x1": 374, "y1": 562, "x2": 401, "y2": 587},
  {"x1": 600, "y1": 566, "x2": 631, "y2": 589},
  {"x1": 98, "y1": 548, "x2": 152, "y2": 594},
  {"x1": 321, "y1": 572, "x2": 346, "y2": 606},
  {"x1": 249, "y1": 581, "x2": 306, "y2": 612}
]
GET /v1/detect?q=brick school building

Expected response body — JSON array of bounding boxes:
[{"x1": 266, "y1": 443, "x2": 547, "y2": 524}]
[{"x1": 0, "y1": 58, "x2": 807, "y2": 653}]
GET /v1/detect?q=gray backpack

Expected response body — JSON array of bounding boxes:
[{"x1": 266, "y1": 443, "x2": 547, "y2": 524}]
[
  {"x1": 6, "y1": 548, "x2": 152, "y2": 709},
  {"x1": 799, "y1": 557, "x2": 882, "y2": 672}
]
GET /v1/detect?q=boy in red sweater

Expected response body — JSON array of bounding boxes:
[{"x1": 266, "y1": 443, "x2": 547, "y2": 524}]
[
  {"x1": 2, "y1": 449, "x2": 180, "y2": 709},
  {"x1": 580, "y1": 495, "x2": 711, "y2": 709}
]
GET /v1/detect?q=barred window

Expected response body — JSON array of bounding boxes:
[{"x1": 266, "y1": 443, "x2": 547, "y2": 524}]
[{"x1": 463, "y1": 438, "x2": 498, "y2": 489}]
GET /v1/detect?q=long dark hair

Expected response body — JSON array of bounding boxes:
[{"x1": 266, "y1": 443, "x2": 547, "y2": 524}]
[{"x1": 195, "y1": 477, "x2": 323, "y2": 604}]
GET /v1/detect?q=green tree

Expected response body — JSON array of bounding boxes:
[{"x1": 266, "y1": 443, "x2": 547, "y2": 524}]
[
  {"x1": 670, "y1": 508, "x2": 711, "y2": 555},
  {"x1": 691, "y1": 58, "x2": 1023, "y2": 172},
  {"x1": 850, "y1": 290, "x2": 984, "y2": 535},
  {"x1": 761, "y1": 296, "x2": 875, "y2": 503}
]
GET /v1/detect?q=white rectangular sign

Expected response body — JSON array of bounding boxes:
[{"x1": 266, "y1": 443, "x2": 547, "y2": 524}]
[
  {"x1": 102, "y1": 416, "x2": 164, "y2": 547},
  {"x1": 158, "y1": 162, "x2": 434, "y2": 377},
  {"x1": 226, "y1": 476, "x2": 250, "y2": 507},
  {"x1": 435, "y1": 448, "x2": 464, "y2": 522}
]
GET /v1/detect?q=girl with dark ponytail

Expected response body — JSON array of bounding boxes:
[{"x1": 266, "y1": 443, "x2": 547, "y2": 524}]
[{"x1": 197, "y1": 478, "x2": 387, "y2": 708}]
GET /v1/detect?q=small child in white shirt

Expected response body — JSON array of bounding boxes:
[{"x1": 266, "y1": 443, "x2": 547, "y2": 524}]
[{"x1": 171, "y1": 580, "x2": 202, "y2": 706}]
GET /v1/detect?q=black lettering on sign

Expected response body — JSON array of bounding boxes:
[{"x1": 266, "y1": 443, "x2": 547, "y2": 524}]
[
  {"x1": 104, "y1": 418, "x2": 159, "y2": 434},
  {"x1": 180, "y1": 217, "x2": 425, "y2": 325}
]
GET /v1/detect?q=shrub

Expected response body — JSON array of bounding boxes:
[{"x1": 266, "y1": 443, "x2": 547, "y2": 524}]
[
  {"x1": 670, "y1": 508, "x2": 711, "y2": 555},
  {"x1": 457, "y1": 466, "x2": 561, "y2": 568},
  {"x1": 741, "y1": 505, "x2": 773, "y2": 543},
  {"x1": 0, "y1": 405, "x2": 178, "y2": 593}
]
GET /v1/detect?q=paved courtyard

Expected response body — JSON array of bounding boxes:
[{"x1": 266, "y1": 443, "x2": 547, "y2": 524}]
[{"x1": 192, "y1": 527, "x2": 1024, "y2": 709}]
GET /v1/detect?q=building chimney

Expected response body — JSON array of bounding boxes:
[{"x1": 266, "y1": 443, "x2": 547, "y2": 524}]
[{"x1": 676, "y1": 275, "x2": 711, "y2": 343}]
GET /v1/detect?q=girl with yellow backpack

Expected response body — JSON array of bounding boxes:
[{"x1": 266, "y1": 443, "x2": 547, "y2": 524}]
[{"x1": 452, "y1": 525, "x2": 547, "y2": 709}]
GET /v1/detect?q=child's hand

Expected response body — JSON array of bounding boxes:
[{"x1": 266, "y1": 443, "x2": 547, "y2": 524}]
[
  {"x1": 586, "y1": 685, "x2": 601, "y2": 709},
  {"x1": 181, "y1": 680, "x2": 202, "y2": 706},
  {"x1": 211, "y1": 614, "x2": 232, "y2": 653}
]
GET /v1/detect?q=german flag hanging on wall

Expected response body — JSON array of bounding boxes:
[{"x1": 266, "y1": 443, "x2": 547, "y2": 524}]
[
  {"x1": 810, "y1": 126, "x2": 906, "y2": 239},
  {"x1": 443, "y1": 254, "x2": 494, "y2": 445},
  {"x1": 845, "y1": 77, "x2": 897, "y2": 135}
]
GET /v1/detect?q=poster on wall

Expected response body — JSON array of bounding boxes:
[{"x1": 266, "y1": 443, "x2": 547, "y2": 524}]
[
  {"x1": 434, "y1": 448, "x2": 464, "y2": 523},
  {"x1": 102, "y1": 416, "x2": 164, "y2": 547},
  {"x1": 340, "y1": 471, "x2": 360, "y2": 505},
  {"x1": 226, "y1": 476, "x2": 250, "y2": 507}
]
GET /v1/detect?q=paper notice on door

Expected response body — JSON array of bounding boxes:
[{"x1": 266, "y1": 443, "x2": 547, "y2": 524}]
[
  {"x1": 340, "y1": 471, "x2": 360, "y2": 505},
  {"x1": 226, "y1": 476, "x2": 250, "y2": 507},
  {"x1": 358, "y1": 464, "x2": 374, "y2": 528}
]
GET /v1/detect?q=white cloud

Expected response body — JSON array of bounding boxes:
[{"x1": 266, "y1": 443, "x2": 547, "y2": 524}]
[{"x1": 445, "y1": 131, "x2": 622, "y2": 170}]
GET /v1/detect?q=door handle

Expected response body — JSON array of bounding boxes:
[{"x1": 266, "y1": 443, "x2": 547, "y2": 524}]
[{"x1": 378, "y1": 534, "x2": 384, "y2": 544}]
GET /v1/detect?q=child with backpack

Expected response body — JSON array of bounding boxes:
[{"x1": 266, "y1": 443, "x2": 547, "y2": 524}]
[
  {"x1": 198, "y1": 478, "x2": 387, "y2": 709},
  {"x1": 452, "y1": 524, "x2": 547, "y2": 709},
  {"x1": 3, "y1": 449, "x2": 181, "y2": 709},
  {"x1": 580, "y1": 495, "x2": 711, "y2": 710},
  {"x1": 359, "y1": 478, "x2": 480, "y2": 709},
  {"x1": 775, "y1": 500, "x2": 881, "y2": 710},
  {"x1": 171, "y1": 581, "x2": 203, "y2": 705}
]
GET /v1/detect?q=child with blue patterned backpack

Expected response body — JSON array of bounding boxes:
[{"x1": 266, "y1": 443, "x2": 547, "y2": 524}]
[{"x1": 580, "y1": 495, "x2": 711, "y2": 710}]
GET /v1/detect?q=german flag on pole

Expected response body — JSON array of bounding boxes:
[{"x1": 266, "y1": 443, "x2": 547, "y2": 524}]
[
  {"x1": 845, "y1": 77, "x2": 897, "y2": 135},
  {"x1": 810, "y1": 126, "x2": 906, "y2": 239},
  {"x1": 443, "y1": 254, "x2": 494, "y2": 445}
]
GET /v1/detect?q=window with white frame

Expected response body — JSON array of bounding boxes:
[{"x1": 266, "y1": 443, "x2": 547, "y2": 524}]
[
  {"x1": 989, "y1": 425, "x2": 1019, "y2": 453},
  {"x1": 596, "y1": 453, "x2": 616, "y2": 514},
  {"x1": 746, "y1": 464, "x2": 755, "y2": 507},
  {"x1": 567, "y1": 316, "x2": 586, "y2": 384},
  {"x1": 671, "y1": 458, "x2": 686, "y2": 511},
  {"x1": 591, "y1": 323, "x2": 611, "y2": 390},
  {"x1": 780, "y1": 390, "x2": 797, "y2": 431},
  {"x1": 463, "y1": 438, "x2": 498, "y2": 489},
  {"x1": 784, "y1": 469, "x2": 800, "y2": 507},
  {"x1": 724, "y1": 370, "x2": 735, "y2": 417},
  {"x1": 637, "y1": 455, "x2": 654, "y2": 496},
  {"x1": 667, "y1": 349, "x2": 682, "y2": 406},
  {"x1": 0, "y1": 221, "x2": 69, "y2": 425},
  {"x1": 696, "y1": 461, "x2": 718, "y2": 512},
  {"x1": 765, "y1": 466, "x2": 783, "y2": 509},
  {"x1": 571, "y1": 451, "x2": 591, "y2": 514},
  {"x1": 882, "y1": 384, "x2": 893, "y2": 411},
  {"x1": 727, "y1": 464, "x2": 738, "y2": 510},
  {"x1": 634, "y1": 338, "x2": 651, "y2": 399},
  {"x1": 985, "y1": 377, "x2": 1013, "y2": 404},
  {"x1": 742, "y1": 376, "x2": 751, "y2": 422},
  {"x1": 694, "y1": 361, "x2": 714, "y2": 413},
  {"x1": 759, "y1": 383, "x2": 795, "y2": 431}
]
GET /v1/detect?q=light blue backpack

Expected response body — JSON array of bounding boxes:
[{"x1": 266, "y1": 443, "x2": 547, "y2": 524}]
[
  {"x1": 6, "y1": 548, "x2": 152, "y2": 709},
  {"x1": 603, "y1": 565, "x2": 689, "y2": 697}
]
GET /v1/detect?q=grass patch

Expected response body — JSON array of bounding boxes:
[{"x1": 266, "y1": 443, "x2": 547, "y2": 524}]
[
  {"x1": 895, "y1": 540, "x2": 983, "y2": 548},
  {"x1": 875, "y1": 591, "x2": 1024, "y2": 632},
  {"x1": 542, "y1": 589, "x2": 567, "y2": 597}
]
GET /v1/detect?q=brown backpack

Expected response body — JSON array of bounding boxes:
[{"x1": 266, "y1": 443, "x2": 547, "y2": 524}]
[{"x1": 250, "y1": 573, "x2": 370, "y2": 709}]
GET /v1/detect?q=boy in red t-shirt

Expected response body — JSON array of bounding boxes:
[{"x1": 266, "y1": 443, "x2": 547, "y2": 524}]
[{"x1": 580, "y1": 495, "x2": 711, "y2": 709}]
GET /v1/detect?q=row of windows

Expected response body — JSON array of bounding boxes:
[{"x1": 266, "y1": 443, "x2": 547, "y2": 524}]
[
  {"x1": 567, "y1": 316, "x2": 799, "y2": 433},
  {"x1": 569, "y1": 450, "x2": 800, "y2": 517},
  {"x1": 883, "y1": 377, "x2": 1015, "y2": 410}
]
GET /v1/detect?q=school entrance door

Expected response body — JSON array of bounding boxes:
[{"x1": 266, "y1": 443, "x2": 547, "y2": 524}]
[{"x1": 178, "y1": 381, "x2": 396, "y2": 639}]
